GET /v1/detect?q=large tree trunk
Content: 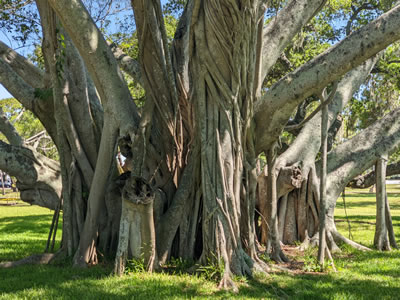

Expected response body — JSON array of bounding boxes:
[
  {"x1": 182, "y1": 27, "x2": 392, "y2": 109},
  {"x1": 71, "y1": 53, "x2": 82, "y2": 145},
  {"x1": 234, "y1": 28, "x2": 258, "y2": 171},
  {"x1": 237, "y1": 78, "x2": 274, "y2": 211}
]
[
  {"x1": 35, "y1": 1, "x2": 123, "y2": 263},
  {"x1": 188, "y1": 1, "x2": 267, "y2": 289}
]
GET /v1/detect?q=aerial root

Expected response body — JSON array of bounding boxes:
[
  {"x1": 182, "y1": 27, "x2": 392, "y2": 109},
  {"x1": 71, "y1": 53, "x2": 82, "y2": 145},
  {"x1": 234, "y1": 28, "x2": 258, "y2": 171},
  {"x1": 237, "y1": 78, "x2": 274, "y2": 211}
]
[{"x1": 326, "y1": 230, "x2": 341, "y2": 253}]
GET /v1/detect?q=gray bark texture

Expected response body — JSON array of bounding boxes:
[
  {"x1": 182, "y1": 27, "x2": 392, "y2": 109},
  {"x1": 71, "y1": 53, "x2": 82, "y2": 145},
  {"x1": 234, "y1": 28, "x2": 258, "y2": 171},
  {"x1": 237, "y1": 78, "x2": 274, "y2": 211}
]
[
  {"x1": 1, "y1": 0, "x2": 400, "y2": 289},
  {"x1": 374, "y1": 155, "x2": 390, "y2": 250}
]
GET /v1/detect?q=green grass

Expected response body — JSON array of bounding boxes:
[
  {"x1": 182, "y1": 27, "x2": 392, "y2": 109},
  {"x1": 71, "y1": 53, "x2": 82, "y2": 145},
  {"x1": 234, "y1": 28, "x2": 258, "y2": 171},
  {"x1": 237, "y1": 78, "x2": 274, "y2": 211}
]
[
  {"x1": 1, "y1": 187, "x2": 400, "y2": 299},
  {"x1": 0, "y1": 204, "x2": 60, "y2": 261},
  {"x1": 335, "y1": 184, "x2": 400, "y2": 247}
]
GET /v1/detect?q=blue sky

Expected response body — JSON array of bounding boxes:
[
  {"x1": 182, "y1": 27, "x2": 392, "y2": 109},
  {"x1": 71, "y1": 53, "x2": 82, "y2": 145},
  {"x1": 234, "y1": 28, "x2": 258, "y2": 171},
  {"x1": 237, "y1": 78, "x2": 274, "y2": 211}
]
[
  {"x1": 0, "y1": 86, "x2": 11, "y2": 100},
  {"x1": 0, "y1": 30, "x2": 12, "y2": 99}
]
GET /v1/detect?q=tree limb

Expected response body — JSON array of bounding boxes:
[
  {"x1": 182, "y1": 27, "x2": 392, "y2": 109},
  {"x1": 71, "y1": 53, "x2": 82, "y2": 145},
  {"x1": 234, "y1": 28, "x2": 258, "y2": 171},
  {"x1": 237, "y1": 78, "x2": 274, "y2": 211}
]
[
  {"x1": 348, "y1": 161, "x2": 400, "y2": 189},
  {"x1": 131, "y1": 0, "x2": 178, "y2": 133},
  {"x1": 285, "y1": 81, "x2": 338, "y2": 132},
  {"x1": 0, "y1": 140, "x2": 61, "y2": 209},
  {"x1": 255, "y1": 4, "x2": 400, "y2": 153},
  {"x1": 46, "y1": 0, "x2": 140, "y2": 135},
  {"x1": 277, "y1": 57, "x2": 378, "y2": 167},
  {"x1": 0, "y1": 40, "x2": 45, "y2": 89},
  {"x1": 326, "y1": 107, "x2": 400, "y2": 213},
  {"x1": 109, "y1": 42, "x2": 143, "y2": 85},
  {"x1": 0, "y1": 58, "x2": 35, "y2": 111},
  {"x1": 260, "y1": 0, "x2": 327, "y2": 83},
  {"x1": 0, "y1": 57, "x2": 58, "y2": 141},
  {"x1": 0, "y1": 107, "x2": 23, "y2": 146}
]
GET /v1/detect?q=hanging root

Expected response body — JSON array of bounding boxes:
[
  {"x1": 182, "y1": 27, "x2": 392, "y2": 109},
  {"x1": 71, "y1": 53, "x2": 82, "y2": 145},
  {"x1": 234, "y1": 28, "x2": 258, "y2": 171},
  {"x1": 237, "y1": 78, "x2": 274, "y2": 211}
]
[
  {"x1": 326, "y1": 230, "x2": 341, "y2": 253},
  {"x1": 331, "y1": 230, "x2": 371, "y2": 251},
  {"x1": 324, "y1": 245, "x2": 337, "y2": 272}
]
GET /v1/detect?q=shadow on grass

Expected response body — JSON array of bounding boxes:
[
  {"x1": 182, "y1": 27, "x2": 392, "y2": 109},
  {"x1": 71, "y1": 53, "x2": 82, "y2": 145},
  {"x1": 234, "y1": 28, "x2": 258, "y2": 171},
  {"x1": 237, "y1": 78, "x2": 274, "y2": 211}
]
[
  {"x1": 335, "y1": 215, "x2": 400, "y2": 224},
  {"x1": 336, "y1": 200, "x2": 400, "y2": 211},
  {"x1": 0, "y1": 262, "x2": 400, "y2": 299},
  {"x1": 246, "y1": 274, "x2": 400, "y2": 300}
]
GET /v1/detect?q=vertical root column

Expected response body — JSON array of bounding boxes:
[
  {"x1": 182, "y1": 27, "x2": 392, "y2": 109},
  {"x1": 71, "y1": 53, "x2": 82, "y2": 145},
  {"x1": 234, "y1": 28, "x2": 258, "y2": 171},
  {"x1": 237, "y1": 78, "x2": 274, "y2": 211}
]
[
  {"x1": 373, "y1": 155, "x2": 396, "y2": 250},
  {"x1": 114, "y1": 176, "x2": 158, "y2": 275}
]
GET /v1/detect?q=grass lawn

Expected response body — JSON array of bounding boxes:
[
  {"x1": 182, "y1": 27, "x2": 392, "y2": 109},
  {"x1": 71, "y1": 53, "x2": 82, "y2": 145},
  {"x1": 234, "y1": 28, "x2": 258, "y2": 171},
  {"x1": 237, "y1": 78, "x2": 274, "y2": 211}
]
[{"x1": 0, "y1": 187, "x2": 400, "y2": 299}]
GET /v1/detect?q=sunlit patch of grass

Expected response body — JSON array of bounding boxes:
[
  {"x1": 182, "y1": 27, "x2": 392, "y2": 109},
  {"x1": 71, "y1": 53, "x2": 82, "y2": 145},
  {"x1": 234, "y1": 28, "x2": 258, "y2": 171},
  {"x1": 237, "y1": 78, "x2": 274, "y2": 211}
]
[
  {"x1": 335, "y1": 185, "x2": 400, "y2": 248},
  {"x1": 0, "y1": 204, "x2": 61, "y2": 261}
]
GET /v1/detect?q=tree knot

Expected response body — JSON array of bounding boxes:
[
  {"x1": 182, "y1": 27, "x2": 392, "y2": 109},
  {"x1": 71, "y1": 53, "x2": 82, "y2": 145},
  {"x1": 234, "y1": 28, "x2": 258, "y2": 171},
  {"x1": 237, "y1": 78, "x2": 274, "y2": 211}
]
[{"x1": 122, "y1": 175, "x2": 154, "y2": 205}]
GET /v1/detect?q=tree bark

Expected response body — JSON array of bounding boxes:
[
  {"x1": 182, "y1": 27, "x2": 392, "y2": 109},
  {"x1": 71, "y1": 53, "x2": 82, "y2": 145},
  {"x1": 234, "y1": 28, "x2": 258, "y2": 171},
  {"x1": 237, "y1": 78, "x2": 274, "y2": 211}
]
[
  {"x1": 255, "y1": 4, "x2": 400, "y2": 152},
  {"x1": 349, "y1": 161, "x2": 400, "y2": 189},
  {"x1": 374, "y1": 155, "x2": 390, "y2": 250},
  {"x1": 318, "y1": 91, "x2": 329, "y2": 265}
]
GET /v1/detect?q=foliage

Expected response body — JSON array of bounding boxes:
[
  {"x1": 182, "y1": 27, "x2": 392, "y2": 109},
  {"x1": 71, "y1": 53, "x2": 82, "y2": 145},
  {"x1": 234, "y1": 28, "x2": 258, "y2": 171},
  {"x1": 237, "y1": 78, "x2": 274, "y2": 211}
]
[
  {"x1": 196, "y1": 255, "x2": 225, "y2": 282},
  {"x1": 163, "y1": 0, "x2": 186, "y2": 16},
  {"x1": 125, "y1": 257, "x2": 146, "y2": 274},
  {"x1": 0, "y1": 97, "x2": 42, "y2": 139},
  {"x1": 343, "y1": 42, "x2": 400, "y2": 137},
  {"x1": 163, "y1": 256, "x2": 195, "y2": 275},
  {"x1": 0, "y1": 0, "x2": 41, "y2": 46},
  {"x1": 0, "y1": 98, "x2": 57, "y2": 159},
  {"x1": 302, "y1": 247, "x2": 323, "y2": 272}
]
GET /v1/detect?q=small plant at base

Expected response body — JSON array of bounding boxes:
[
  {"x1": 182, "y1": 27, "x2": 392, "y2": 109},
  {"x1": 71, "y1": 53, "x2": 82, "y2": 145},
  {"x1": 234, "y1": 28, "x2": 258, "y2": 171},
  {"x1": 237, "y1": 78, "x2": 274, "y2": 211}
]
[
  {"x1": 232, "y1": 274, "x2": 248, "y2": 285},
  {"x1": 124, "y1": 257, "x2": 146, "y2": 274},
  {"x1": 258, "y1": 252, "x2": 273, "y2": 264},
  {"x1": 164, "y1": 257, "x2": 194, "y2": 275},
  {"x1": 197, "y1": 254, "x2": 224, "y2": 282},
  {"x1": 302, "y1": 247, "x2": 323, "y2": 272},
  {"x1": 302, "y1": 255, "x2": 322, "y2": 272}
]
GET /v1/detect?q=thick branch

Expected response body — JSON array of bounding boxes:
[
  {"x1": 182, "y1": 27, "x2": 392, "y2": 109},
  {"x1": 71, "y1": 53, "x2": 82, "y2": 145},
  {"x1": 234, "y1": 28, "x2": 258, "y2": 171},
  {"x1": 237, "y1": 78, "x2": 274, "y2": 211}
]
[
  {"x1": 0, "y1": 41, "x2": 44, "y2": 89},
  {"x1": 260, "y1": 0, "x2": 326, "y2": 81},
  {"x1": 0, "y1": 107, "x2": 23, "y2": 146},
  {"x1": 255, "y1": 5, "x2": 400, "y2": 152},
  {"x1": 0, "y1": 58, "x2": 58, "y2": 141},
  {"x1": 348, "y1": 161, "x2": 400, "y2": 189},
  {"x1": 131, "y1": 0, "x2": 178, "y2": 132},
  {"x1": 277, "y1": 57, "x2": 377, "y2": 167},
  {"x1": 326, "y1": 107, "x2": 400, "y2": 213},
  {"x1": 0, "y1": 58, "x2": 35, "y2": 111},
  {"x1": 171, "y1": 0, "x2": 195, "y2": 95},
  {"x1": 0, "y1": 140, "x2": 61, "y2": 209},
  {"x1": 109, "y1": 42, "x2": 143, "y2": 85},
  {"x1": 47, "y1": 0, "x2": 139, "y2": 135}
]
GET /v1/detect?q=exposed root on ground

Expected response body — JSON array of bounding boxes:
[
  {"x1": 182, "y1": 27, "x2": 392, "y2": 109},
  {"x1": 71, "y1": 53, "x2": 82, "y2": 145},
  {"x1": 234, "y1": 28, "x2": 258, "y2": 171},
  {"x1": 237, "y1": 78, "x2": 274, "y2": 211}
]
[
  {"x1": 331, "y1": 230, "x2": 371, "y2": 251},
  {"x1": 218, "y1": 271, "x2": 239, "y2": 293},
  {"x1": 0, "y1": 253, "x2": 56, "y2": 268},
  {"x1": 270, "y1": 248, "x2": 290, "y2": 263}
]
